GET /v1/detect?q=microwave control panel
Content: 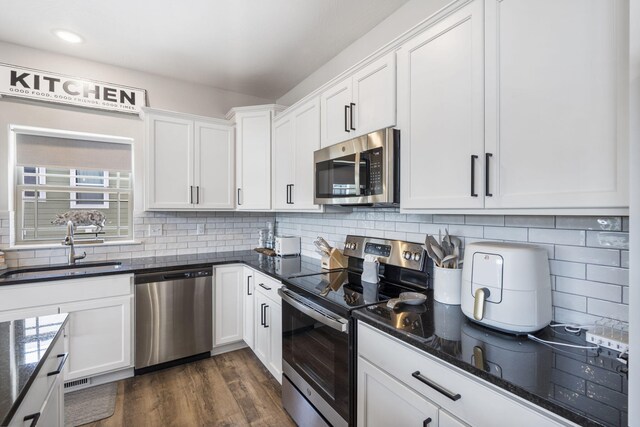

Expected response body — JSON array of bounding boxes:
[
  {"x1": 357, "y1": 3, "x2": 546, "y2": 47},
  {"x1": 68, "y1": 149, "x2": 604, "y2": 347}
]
[{"x1": 366, "y1": 148, "x2": 383, "y2": 195}]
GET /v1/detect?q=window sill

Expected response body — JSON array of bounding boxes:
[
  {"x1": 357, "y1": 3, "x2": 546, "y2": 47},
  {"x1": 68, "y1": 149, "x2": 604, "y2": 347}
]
[{"x1": 4, "y1": 240, "x2": 142, "y2": 251}]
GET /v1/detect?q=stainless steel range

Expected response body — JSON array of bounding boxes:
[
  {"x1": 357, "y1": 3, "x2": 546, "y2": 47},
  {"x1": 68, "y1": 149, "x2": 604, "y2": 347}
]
[{"x1": 279, "y1": 235, "x2": 429, "y2": 427}]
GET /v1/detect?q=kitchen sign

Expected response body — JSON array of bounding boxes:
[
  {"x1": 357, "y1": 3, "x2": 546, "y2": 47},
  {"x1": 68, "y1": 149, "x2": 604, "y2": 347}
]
[{"x1": 0, "y1": 63, "x2": 147, "y2": 114}]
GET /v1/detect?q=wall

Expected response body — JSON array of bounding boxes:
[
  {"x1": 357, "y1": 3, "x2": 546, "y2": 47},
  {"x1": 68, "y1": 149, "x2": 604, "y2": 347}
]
[
  {"x1": 0, "y1": 41, "x2": 273, "y2": 213},
  {"x1": 277, "y1": 0, "x2": 451, "y2": 106},
  {"x1": 0, "y1": 210, "x2": 275, "y2": 265},
  {"x1": 277, "y1": 209, "x2": 630, "y2": 326}
]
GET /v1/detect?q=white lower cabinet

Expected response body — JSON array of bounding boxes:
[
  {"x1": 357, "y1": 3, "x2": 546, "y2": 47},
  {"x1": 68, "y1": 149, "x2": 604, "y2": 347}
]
[
  {"x1": 242, "y1": 267, "x2": 255, "y2": 350},
  {"x1": 252, "y1": 271, "x2": 283, "y2": 383},
  {"x1": 213, "y1": 266, "x2": 244, "y2": 347},
  {"x1": 0, "y1": 275, "x2": 134, "y2": 384},
  {"x1": 59, "y1": 295, "x2": 133, "y2": 381},
  {"x1": 357, "y1": 322, "x2": 576, "y2": 427}
]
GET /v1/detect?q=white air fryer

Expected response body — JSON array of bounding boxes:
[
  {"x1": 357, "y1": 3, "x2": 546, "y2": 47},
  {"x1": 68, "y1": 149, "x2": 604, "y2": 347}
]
[{"x1": 461, "y1": 242, "x2": 552, "y2": 334}]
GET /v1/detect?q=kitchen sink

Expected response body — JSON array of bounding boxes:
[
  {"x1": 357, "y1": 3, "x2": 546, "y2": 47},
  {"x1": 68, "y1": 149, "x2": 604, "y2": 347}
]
[{"x1": 0, "y1": 261, "x2": 123, "y2": 279}]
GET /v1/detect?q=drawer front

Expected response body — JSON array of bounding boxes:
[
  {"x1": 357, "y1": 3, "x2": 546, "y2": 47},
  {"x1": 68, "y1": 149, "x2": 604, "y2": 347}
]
[
  {"x1": 252, "y1": 271, "x2": 282, "y2": 301},
  {"x1": 357, "y1": 323, "x2": 574, "y2": 427},
  {"x1": 0, "y1": 274, "x2": 133, "y2": 312},
  {"x1": 9, "y1": 334, "x2": 66, "y2": 426}
]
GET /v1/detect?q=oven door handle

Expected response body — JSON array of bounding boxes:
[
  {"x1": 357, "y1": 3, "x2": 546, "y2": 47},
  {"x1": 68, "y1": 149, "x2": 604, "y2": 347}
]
[{"x1": 278, "y1": 287, "x2": 349, "y2": 333}]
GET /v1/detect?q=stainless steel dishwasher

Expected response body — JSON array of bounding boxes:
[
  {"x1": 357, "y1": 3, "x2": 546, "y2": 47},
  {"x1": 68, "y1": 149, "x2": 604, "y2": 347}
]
[{"x1": 134, "y1": 267, "x2": 212, "y2": 374}]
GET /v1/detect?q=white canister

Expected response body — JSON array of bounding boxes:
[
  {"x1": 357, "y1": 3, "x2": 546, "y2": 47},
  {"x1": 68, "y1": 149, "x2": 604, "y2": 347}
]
[{"x1": 432, "y1": 266, "x2": 462, "y2": 305}]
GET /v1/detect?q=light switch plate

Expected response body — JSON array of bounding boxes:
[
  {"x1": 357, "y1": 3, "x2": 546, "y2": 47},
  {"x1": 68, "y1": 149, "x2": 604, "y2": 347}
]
[
  {"x1": 196, "y1": 224, "x2": 205, "y2": 235},
  {"x1": 148, "y1": 224, "x2": 163, "y2": 237}
]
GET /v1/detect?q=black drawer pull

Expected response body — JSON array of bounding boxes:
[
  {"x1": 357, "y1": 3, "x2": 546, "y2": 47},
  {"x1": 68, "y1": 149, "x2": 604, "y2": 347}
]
[
  {"x1": 349, "y1": 102, "x2": 356, "y2": 131},
  {"x1": 247, "y1": 276, "x2": 252, "y2": 295},
  {"x1": 260, "y1": 303, "x2": 266, "y2": 326},
  {"x1": 24, "y1": 412, "x2": 41, "y2": 427},
  {"x1": 344, "y1": 105, "x2": 351, "y2": 132},
  {"x1": 258, "y1": 283, "x2": 272, "y2": 291},
  {"x1": 263, "y1": 304, "x2": 269, "y2": 328},
  {"x1": 237, "y1": 188, "x2": 242, "y2": 205},
  {"x1": 423, "y1": 418, "x2": 432, "y2": 427},
  {"x1": 485, "y1": 153, "x2": 493, "y2": 197},
  {"x1": 47, "y1": 353, "x2": 68, "y2": 376},
  {"x1": 470, "y1": 155, "x2": 478, "y2": 197},
  {"x1": 411, "y1": 371, "x2": 461, "y2": 401}
]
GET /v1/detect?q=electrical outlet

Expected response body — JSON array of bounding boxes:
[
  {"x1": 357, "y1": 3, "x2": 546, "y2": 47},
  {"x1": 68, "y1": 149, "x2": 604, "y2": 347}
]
[
  {"x1": 585, "y1": 323, "x2": 629, "y2": 353},
  {"x1": 196, "y1": 224, "x2": 205, "y2": 235},
  {"x1": 148, "y1": 224, "x2": 163, "y2": 237}
]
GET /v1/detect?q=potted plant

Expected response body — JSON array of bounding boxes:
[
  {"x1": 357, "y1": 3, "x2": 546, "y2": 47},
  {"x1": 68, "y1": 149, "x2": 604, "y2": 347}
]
[{"x1": 423, "y1": 229, "x2": 463, "y2": 305}]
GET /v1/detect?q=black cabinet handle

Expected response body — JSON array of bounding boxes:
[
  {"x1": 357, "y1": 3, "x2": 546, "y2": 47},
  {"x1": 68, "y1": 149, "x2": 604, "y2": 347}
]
[
  {"x1": 259, "y1": 283, "x2": 272, "y2": 291},
  {"x1": 264, "y1": 304, "x2": 269, "y2": 328},
  {"x1": 344, "y1": 105, "x2": 351, "y2": 132},
  {"x1": 237, "y1": 188, "x2": 242, "y2": 205},
  {"x1": 285, "y1": 185, "x2": 290, "y2": 204},
  {"x1": 349, "y1": 102, "x2": 356, "y2": 131},
  {"x1": 190, "y1": 185, "x2": 194, "y2": 204},
  {"x1": 47, "y1": 353, "x2": 68, "y2": 376},
  {"x1": 289, "y1": 184, "x2": 294, "y2": 204},
  {"x1": 411, "y1": 371, "x2": 461, "y2": 401},
  {"x1": 247, "y1": 276, "x2": 252, "y2": 295},
  {"x1": 470, "y1": 155, "x2": 478, "y2": 197},
  {"x1": 23, "y1": 412, "x2": 40, "y2": 427},
  {"x1": 485, "y1": 153, "x2": 493, "y2": 197},
  {"x1": 196, "y1": 186, "x2": 200, "y2": 204},
  {"x1": 423, "y1": 418, "x2": 432, "y2": 427},
  {"x1": 260, "y1": 303, "x2": 265, "y2": 326}
]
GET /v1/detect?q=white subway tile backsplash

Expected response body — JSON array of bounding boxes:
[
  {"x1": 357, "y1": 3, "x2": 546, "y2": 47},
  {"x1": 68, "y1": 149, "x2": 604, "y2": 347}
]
[
  {"x1": 556, "y1": 277, "x2": 621, "y2": 303},
  {"x1": 621, "y1": 251, "x2": 629, "y2": 268},
  {"x1": 555, "y1": 246, "x2": 620, "y2": 267},
  {"x1": 395, "y1": 222, "x2": 420, "y2": 233},
  {"x1": 623, "y1": 287, "x2": 629, "y2": 304},
  {"x1": 586, "y1": 265, "x2": 629, "y2": 286},
  {"x1": 483, "y1": 226, "x2": 528, "y2": 241},
  {"x1": 556, "y1": 216, "x2": 622, "y2": 231},
  {"x1": 549, "y1": 260, "x2": 586, "y2": 279},
  {"x1": 529, "y1": 228, "x2": 585, "y2": 246},
  {"x1": 504, "y1": 216, "x2": 555, "y2": 228},
  {"x1": 465, "y1": 215, "x2": 504, "y2": 226},
  {"x1": 553, "y1": 291, "x2": 587, "y2": 312},
  {"x1": 585, "y1": 231, "x2": 629, "y2": 250},
  {"x1": 587, "y1": 299, "x2": 628, "y2": 322},
  {"x1": 433, "y1": 214, "x2": 465, "y2": 224}
]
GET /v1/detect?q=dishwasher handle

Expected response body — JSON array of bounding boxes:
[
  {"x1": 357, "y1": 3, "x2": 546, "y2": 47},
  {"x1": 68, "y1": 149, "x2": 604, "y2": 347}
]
[{"x1": 162, "y1": 272, "x2": 192, "y2": 281}]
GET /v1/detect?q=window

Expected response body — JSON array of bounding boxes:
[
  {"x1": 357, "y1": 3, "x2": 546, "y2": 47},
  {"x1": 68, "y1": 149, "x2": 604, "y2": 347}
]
[
  {"x1": 70, "y1": 169, "x2": 109, "y2": 208},
  {"x1": 12, "y1": 127, "x2": 133, "y2": 245}
]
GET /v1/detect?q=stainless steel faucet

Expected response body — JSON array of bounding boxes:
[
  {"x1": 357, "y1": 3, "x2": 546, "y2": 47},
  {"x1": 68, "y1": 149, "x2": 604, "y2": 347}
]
[{"x1": 63, "y1": 220, "x2": 86, "y2": 265}]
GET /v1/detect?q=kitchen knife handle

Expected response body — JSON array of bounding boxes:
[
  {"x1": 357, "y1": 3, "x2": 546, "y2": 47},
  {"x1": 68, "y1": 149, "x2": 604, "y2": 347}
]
[
  {"x1": 349, "y1": 102, "x2": 356, "y2": 131},
  {"x1": 485, "y1": 152, "x2": 493, "y2": 197},
  {"x1": 470, "y1": 155, "x2": 478, "y2": 197},
  {"x1": 344, "y1": 105, "x2": 351, "y2": 132},
  {"x1": 411, "y1": 371, "x2": 461, "y2": 401}
]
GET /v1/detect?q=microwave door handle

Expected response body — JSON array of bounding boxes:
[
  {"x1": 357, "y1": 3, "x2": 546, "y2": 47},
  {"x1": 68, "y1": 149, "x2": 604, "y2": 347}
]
[
  {"x1": 278, "y1": 288, "x2": 348, "y2": 333},
  {"x1": 354, "y1": 151, "x2": 361, "y2": 197}
]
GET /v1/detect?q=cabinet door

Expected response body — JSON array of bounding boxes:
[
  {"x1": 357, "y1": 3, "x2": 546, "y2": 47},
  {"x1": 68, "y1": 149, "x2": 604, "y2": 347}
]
[
  {"x1": 320, "y1": 77, "x2": 353, "y2": 147},
  {"x1": 39, "y1": 376, "x2": 64, "y2": 427},
  {"x1": 146, "y1": 114, "x2": 194, "y2": 209},
  {"x1": 272, "y1": 115, "x2": 295, "y2": 210},
  {"x1": 236, "y1": 111, "x2": 272, "y2": 210},
  {"x1": 195, "y1": 121, "x2": 235, "y2": 209},
  {"x1": 357, "y1": 357, "x2": 439, "y2": 427},
  {"x1": 439, "y1": 410, "x2": 469, "y2": 427},
  {"x1": 266, "y1": 299, "x2": 282, "y2": 383},
  {"x1": 291, "y1": 97, "x2": 322, "y2": 211},
  {"x1": 0, "y1": 305, "x2": 58, "y2": 322},
  {"x1": 214, "y1": 266, "x2": 244, "y2": 347},
  {"x1": 59, "y1": 295, "x2": 133, "y2": 381},
  {"x1": 253, "y1": 292, "x2": 270, "y2": 366},
  {"x1": 242, "y1": 268, "x2": 255, "y2": 349},
  {"x1": 398, "y1": 0, "x2": 485, "y2": 209},
  {"x1": 484, "y1": 0, "x2": 628, "y2": 209},
  {"x1": 351, "y1": 53, "x2": 396, "y2": 137}
]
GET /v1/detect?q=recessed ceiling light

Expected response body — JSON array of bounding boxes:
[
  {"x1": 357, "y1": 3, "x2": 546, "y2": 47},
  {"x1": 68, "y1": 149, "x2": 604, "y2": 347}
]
[{"x1": 53, "y1": 29, "x2": 84, "y2": 44}]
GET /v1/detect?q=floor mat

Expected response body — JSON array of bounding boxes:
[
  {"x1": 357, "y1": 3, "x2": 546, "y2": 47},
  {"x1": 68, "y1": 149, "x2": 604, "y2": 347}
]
[{"x1": 64, "y1": 383, "x2": 117, "y2": 426}]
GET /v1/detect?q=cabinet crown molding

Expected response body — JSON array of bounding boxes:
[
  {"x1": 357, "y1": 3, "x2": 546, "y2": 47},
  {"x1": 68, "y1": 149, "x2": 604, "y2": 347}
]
[
  {"x1": 141, "y1": 106, "x2": 231, "y2": 126},
  {"x1": 225, "y1": 104, "x2": 287, "y2": 122}
]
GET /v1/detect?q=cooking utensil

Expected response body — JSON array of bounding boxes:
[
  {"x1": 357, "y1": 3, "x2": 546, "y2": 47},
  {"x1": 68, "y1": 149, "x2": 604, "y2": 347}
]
[{"x1": 386, "y1": 292, "x2": 427, "y2": 309}]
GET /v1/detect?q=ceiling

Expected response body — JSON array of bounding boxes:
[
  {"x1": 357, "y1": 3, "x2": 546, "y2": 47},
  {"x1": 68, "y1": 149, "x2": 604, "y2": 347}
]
[{"x1": 0, "y1": 0, "x2": 409, "y2": 100}]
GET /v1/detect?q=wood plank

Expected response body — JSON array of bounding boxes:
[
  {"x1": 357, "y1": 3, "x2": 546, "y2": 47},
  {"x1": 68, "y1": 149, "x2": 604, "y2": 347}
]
[{"x1": 84, "y1": 348, "x2": 295, "y2": 427}]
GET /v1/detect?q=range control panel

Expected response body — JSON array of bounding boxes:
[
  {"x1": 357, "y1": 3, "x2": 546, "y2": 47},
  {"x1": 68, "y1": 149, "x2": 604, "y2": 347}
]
[{"x1": 342, "y1": 235, "x2": 425, "y2": 271}]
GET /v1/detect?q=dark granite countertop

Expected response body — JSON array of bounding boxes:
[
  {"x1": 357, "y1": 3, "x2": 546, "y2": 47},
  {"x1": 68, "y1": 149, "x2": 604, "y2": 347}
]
[
  {"x1": 0, "y1": 251, "x2": 328, "y2": 286},
  {"x1": 0, "y1": 313, "x2": 68, "y2": 426},
  {"x1": 353, "y1": 293, "x2": 628, "y2": 427}
]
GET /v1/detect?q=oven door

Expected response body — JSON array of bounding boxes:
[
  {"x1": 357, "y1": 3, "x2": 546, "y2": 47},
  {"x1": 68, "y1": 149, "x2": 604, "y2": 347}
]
[{"x1": 279, "y1": 287, "x2": 350, "y2": 427}]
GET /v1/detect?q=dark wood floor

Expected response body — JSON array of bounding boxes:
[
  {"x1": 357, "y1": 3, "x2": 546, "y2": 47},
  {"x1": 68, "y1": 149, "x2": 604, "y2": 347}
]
[{"x1": 86, "y1": 348, "x2": 296, "y2": 427}]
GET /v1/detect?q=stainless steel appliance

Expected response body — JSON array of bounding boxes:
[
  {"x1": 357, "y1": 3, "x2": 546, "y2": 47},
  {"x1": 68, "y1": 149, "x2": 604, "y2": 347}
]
[
  {"x1": 461, "y1": 242, "x2": 552, "y2": 334},
  {"x1": 134, "y1": 267, "x2": 212, "y2": 373},
  {"x1": 314, "y1": 128, "x2": 399, "y2": 206},
  {"x1": 280, "y1": 235, "x2": 428, "y2": 427}
]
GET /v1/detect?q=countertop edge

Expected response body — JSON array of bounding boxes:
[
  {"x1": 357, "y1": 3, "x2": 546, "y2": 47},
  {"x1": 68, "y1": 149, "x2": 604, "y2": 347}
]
[
  {"x1": 0, "y1": 314, "x2": 69, "y2": 426},
  {"x1": 352, "y1": 311, "x2": 605, "y2": 427}
]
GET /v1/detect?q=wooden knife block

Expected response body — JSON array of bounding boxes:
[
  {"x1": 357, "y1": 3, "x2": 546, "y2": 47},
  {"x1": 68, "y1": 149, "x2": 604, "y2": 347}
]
[{"x1": 321, "y1": 248, "x2": 348, "y2": 270}]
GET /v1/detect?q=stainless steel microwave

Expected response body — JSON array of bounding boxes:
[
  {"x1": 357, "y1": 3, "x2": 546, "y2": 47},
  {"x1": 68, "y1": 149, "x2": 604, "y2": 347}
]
[{"x1": 313, "y1": 128, "x2": 399, "y2": 206}]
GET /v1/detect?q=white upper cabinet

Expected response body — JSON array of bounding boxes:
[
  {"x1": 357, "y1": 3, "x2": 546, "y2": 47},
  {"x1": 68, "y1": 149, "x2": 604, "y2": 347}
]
[
  {"x1": 398, "y1": 0, "x2": 485, "y2": 210},
  {"x1": 321, "y1": 52, "x2": 396, "y2": 147},
  {"x1": 232, "y1": 106, "x2": 283, "y2": 210},
  {"x1": 484, "y1": 0, "x2": 628, "y2": 209},
  {"x1": 145, "y1": 109, "x2": 234, "y2": 211},
  {"x1": 273, "y1": 97, "x2": 322, "y2": 211}
]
